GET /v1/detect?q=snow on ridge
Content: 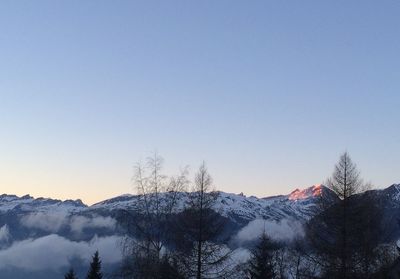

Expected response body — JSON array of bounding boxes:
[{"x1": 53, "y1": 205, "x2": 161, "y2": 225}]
[
  {"x1": 389, "y1": 183, "x2": 400, "y2": 191},
  {"x1": 288, "y1": 184, "x2": 323, "y2": 201},
  {"x1": 0, "y1": 194, "x2": 87, "y2": 213},
  {"x1": 384, "y1": 183, "x2": 400, "y2": 201},
  {"x1": 89, "y1": 186, "x2": 325, "y2": 222},
  {"x1": 0, "y1": 185, "x2": 328, "y2": 222}
]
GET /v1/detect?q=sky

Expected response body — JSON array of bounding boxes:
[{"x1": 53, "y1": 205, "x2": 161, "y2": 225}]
[{"x1": 0, "y1": 1, "x2": 399, "y2": 205}]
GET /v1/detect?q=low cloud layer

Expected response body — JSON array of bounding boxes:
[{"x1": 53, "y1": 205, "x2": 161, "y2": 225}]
[
  {"x1": 20, "y1": 212, "x2": 68, "y2": 232},
  {"x1": 69, "y1": 215, "x2": 116, "y2": 234},
  {"x1": 0, "y1": 225, "x2": 10, "y2": 243},
  {"x1": 231, "y1": 247, "x2": 251, "y2": 264},
  {"x1": 235, "y1": 218, "x2": 304, "y2": 244},
  {"x1": 20, "y1": 212, "x2": 116, "y2": 234},
  {"x1": 0, "y1": 234, "x2": 122, "y2": 271}
]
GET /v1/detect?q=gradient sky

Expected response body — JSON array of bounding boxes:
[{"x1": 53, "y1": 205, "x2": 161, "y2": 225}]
[{"x1": 1, "y1": 1, "x2": 399, "y2": 205}]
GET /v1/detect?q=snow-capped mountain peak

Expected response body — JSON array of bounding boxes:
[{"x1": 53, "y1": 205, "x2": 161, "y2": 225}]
[{"x1": 288, "y1": 184, "x2": 323, "y2": 201}]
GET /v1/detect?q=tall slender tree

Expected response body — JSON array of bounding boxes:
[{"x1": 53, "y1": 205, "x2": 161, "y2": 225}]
[
  {"x1": 174, "y1": 163, "x2": 231, "y2": 278},
  {"x1": 86, "y1": 251, "x2": 102, "y2": 279},
  {"x1": 131, "y1": 153, "x2": 187, "y2": 257},
  {"x1": 119, "y1": 153, "x2": 188, "y2": 278},
  {"x1": 327, "y1": 152, "x2": 361, "y2": 278},
  {"x1": 247, "y1": 233, "x2": 276, "y2": 279},
  {"x1": 307, "y1": 152, "x2": 381, "y2": 278}
]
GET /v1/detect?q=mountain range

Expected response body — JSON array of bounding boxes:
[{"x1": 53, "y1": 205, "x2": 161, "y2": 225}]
[{"x1": 0, "y1": 183, "x2": 399, "y2": 278}]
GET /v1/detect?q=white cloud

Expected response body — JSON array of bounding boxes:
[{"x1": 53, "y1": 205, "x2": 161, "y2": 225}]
[
  {"x1": 0, "y1": 225, "x2": 11, "y2": 243},
  {"x1": 20, "y1": 212, "x2": 116, "y2": 234},
  {"x1": 0, "y1": 234, "x2": 123, "y2": 271},
  {"x1": 20, "y1": 212, "x2": 68, "y2": 232},
  {"x1": 231, "y1": 247, "x2": 251, "y2": 264},
  {"x1": 70, "y1": 215, "x2": 116, "y2": 234},
  {"x1": 234, "y1": 218, "x2": 304, "y2": 244}
]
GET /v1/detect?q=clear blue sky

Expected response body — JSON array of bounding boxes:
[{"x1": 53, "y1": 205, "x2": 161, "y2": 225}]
[{"x1": 0, "y1": 1, "x2": 399, "y2": 204}]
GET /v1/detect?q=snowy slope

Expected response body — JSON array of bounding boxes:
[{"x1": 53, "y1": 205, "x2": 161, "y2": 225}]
[
  {"x1": 0, "y1": 194, "x2": 87, "y2": 213},
  {"x1": 0, "y1": 184, "x2": 399, "y2": 279},
  {"x1": 90, "y1": 184, "x2": 335, "y2": 224},
  {"x1": 0, "y1": 185, "x2": 333, "y2": 224}
]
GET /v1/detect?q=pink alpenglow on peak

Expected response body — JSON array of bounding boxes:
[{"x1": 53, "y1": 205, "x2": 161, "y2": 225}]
[{"x1": 288, "y1": 184, "x2": 323, "y2": 201}]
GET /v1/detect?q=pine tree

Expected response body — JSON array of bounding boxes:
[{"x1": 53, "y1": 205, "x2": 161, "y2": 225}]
[
  {"x1": 86, "y1": 251, "x2": 102, "y2": 279},
  {"x1": 64, "y1": 268, "x2": 78, "y2": 279},
  {"x1": 247, "y1": 233, "x2": 276, "y2": 279}
]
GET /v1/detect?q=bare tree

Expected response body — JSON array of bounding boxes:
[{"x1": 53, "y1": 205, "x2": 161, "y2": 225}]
[
  {"x1": 119, "y1": 153, "x2": 188, "y2": 278},
  {"x1": 174, "y1": 163, "x2": 232, "y2": 279},
  {"x1": 307, "y1": 152, "x2": 382, "y2": 278},
  {"x1": 326, "y1": 152, "x2": 367, "y2": 199},
  {"x1": 327, "y1": 152, "x2": 363, "y2": 278},
  {"x1": 133, "y1": 153, "x2": 187, "y2": 256},
  {"x1": 283, "y1": 242, "x2": 319, "y2": 279}
]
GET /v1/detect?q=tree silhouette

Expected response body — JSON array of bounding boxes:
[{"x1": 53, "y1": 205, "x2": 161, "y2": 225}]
[
  {"x1": 174, "y1": 163, "x2": 231, "y2": 278},
  {"x1": 307, "y1": 152, "x2": 382, "y2": 278},
  {"x1": 86, "y1": 251, "x2": 102, "y2": 279},
  {"x1": 65, "y1": 268, "x2": 78, "y2": 279},
  {"x1": 119, "y1": 153, "x2": 188, "y2": 278},
  {"x1": 247, "y1": 233, "x2": 276, "y2": 279}
]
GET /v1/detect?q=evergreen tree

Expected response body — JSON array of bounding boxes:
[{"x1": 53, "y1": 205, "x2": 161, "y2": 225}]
[
  {"x1": 86, "y1": 251, "x2": 102, "y2": 279},
  {"x1": 247, "y1": 233, "x2": 276, "y2": 279},
  {"x1": 64, "y1": 268, "x2": 78, "y2": 279}
]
